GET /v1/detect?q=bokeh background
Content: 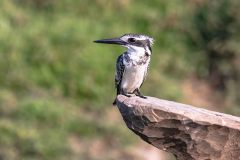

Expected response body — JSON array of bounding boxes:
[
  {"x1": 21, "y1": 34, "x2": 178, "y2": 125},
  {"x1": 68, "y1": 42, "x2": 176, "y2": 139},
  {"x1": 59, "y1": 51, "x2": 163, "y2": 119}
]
[{"x1": 0, "y1": 0, "x2": 240, "y2": 160}]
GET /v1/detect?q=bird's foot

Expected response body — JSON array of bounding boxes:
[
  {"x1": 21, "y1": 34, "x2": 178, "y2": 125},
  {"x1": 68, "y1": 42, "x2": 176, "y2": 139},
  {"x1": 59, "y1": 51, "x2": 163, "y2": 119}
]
[
  {"x1": 135, "y1": 89, "x2": 147, "y2": 99},
  {"x1": 137, "y1": 94, "x2": 147, "y2": 99},
  {"x1": 123, "y1": 93, "x2": 132, "y2": 97},
  {"x1": 113, "y1": 93, "x2": 133, "y2": 105}
]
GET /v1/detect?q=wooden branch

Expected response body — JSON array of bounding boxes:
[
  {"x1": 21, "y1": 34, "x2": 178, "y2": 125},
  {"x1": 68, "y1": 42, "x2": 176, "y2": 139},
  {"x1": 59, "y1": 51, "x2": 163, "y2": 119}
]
[{"x1": 116, "y1": 95, "x2": 240, "y2": 160}]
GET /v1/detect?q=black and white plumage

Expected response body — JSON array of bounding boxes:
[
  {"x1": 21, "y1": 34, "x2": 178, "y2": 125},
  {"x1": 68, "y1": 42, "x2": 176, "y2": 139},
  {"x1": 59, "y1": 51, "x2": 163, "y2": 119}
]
[{"x1": 94, "y1": 33, "x2": 154, "y2": 105}]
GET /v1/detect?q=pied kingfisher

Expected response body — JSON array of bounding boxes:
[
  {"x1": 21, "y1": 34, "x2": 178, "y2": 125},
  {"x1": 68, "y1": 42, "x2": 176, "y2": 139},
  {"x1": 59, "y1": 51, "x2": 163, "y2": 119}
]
[{"x1": 94, "y1": 33, "x2": 154, "y2": 105}]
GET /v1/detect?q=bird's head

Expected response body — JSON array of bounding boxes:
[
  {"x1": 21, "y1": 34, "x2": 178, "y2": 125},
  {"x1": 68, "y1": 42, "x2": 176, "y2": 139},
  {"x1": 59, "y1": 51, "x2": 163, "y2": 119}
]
[{"x1": 94, "y1": 33, "x2": 154, "y2": 55}]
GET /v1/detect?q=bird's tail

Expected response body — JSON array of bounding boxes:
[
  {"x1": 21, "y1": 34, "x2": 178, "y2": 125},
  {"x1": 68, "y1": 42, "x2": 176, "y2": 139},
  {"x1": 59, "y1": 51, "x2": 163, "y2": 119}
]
[{"x1": 112, "y1": 98, "x2": 117, "y2": 105}]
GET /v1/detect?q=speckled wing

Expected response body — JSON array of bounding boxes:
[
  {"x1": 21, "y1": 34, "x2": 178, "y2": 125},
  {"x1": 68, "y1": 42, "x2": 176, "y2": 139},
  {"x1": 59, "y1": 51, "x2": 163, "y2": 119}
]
[{"x1": 115, "y1": 54, "x2": 125, "y2": 94}]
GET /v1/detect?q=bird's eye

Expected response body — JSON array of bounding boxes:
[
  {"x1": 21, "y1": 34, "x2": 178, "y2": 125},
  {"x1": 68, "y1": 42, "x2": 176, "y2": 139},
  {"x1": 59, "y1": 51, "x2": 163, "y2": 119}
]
[{"x1": 128, "y1": 38, "x2": 136, "y2": 43}]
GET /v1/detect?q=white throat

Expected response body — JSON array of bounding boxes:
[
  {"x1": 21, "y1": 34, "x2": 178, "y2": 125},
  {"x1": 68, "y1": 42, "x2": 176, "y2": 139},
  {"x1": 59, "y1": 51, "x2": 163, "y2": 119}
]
[{"x1": 127, "y1": 45, "x2": 147, "y2": 57}]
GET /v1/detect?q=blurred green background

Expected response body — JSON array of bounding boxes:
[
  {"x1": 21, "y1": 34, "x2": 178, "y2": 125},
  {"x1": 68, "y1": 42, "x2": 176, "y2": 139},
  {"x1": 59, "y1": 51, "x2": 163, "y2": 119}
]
[{"x1": 0, "y1": 0, "x2": 239, "y2": 160}]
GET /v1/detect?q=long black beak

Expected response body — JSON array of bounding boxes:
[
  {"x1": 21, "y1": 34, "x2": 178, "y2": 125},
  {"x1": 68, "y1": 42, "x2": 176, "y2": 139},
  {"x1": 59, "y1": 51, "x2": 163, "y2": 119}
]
[{"x1": 94, "y1": 38, "x2": 127, "y2": 45}]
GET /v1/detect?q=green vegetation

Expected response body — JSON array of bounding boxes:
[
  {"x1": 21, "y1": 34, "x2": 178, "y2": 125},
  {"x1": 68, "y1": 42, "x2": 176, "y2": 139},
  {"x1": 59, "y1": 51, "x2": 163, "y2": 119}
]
[{"x1": 0, "y1": 0, "x2": 239, "y2": 159}]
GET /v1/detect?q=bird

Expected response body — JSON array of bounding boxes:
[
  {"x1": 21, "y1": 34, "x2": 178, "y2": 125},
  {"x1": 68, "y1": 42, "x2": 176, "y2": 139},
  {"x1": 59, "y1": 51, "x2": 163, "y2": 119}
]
[{"x1": 94, "y1": 33, "x2": 154, "y2": 105}]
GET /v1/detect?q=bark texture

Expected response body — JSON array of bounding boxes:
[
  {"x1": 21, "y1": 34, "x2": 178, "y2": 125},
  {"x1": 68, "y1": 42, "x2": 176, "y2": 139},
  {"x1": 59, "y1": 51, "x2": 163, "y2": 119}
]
[{"x1": 116, "y1": 95, "x2": 240, "y2": 160}]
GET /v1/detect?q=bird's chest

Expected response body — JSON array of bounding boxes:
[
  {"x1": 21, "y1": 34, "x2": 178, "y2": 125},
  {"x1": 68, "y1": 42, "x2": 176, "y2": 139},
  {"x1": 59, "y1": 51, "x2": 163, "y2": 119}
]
[
  {"x1": 124, "y1": 64, "x2": 147, "y2": 81},
  {"x1": 121, "y1": 54, "x2": 150, "y2": 93},
  {"x1": 121, "y1": 65, "x2": 147, "y2": 93},
  {"x1": 124, "y1": 53, "x2": 150, "y2": 67}
]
